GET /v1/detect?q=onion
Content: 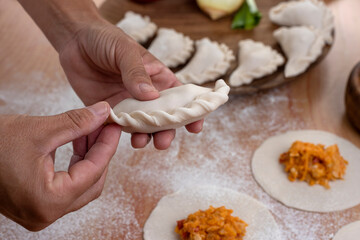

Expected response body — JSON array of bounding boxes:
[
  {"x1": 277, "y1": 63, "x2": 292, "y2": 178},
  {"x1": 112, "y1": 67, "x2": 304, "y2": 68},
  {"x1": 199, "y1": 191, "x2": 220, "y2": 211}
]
[{"x1": 196, "y1": 0, "x2": 245, "y2": 20}]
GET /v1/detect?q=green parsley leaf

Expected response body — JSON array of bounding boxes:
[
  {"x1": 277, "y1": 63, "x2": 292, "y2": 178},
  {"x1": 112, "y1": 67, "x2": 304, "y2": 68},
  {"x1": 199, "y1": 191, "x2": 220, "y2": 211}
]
[{"x1": 231, "y1": 0, "x2": 262, "y2": 30}]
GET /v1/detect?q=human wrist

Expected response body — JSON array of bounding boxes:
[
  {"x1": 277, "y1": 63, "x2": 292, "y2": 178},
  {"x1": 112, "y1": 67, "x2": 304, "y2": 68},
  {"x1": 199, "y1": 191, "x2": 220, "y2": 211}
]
[{"x1": 18, "y1": 0, "x2": 106, "y2": 52}]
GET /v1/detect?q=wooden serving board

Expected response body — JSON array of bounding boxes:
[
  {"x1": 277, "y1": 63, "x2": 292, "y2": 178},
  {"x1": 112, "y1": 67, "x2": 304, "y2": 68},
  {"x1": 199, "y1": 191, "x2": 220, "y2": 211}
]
[
  {"x1": 1, "y1": 1, "x2": 360, "y2": 239},
  {"x1": 99, "y1": 0, "x2": 331, "y2": 95},
  {"x1": 346, "y1": 62, "x2": 360, "y2": 132}
]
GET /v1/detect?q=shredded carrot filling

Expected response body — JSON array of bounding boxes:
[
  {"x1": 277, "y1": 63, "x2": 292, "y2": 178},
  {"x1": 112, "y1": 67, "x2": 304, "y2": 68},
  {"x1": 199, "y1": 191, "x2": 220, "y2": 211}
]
[
  {"x1": 279, "y1": 141, "x2": 348, "y2": 189},
  {"x1": 175, "y1": 206, "x2": 247, "y2": 240}
]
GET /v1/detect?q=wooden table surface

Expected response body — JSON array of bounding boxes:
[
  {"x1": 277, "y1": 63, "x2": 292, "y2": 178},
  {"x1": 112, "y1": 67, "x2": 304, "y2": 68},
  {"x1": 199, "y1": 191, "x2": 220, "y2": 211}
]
[{"x1": 0, "y1": 0, "x2": 360, "y2": 239}]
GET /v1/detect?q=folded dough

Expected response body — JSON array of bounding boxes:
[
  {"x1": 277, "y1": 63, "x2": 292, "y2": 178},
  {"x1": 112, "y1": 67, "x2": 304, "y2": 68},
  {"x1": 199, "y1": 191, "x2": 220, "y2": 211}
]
[
  {"x1": 269, "y1": 0, "x2": 334, "y2": 44},
  {"x1": 116, "y1": 11, "x2": 157, "y2": 43},
  {"x1": 274, "y1": 26, "x2": 325, "y2": 78},
  {"x1": 108, "y1": 80, "x2": 230, "y2": 133},
  {"x1": 229, "y1": 39, "x2": 284, "y2": 87},
  {"x1": 148, "y1": 28, "x2": 194, "y2": 68},
  {"x1": 176, "y1": 38, "x2": 234, "y2": 85}
]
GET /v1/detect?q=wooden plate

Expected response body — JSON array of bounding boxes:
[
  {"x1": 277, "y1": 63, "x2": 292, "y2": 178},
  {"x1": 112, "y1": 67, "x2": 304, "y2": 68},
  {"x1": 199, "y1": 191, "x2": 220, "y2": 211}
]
[
  {"x1": 345, "y1": 61, "x2": 360, "y2": 132},
  {"x1": 98, "y1": 0, "x2": 332, "y2": 95}
]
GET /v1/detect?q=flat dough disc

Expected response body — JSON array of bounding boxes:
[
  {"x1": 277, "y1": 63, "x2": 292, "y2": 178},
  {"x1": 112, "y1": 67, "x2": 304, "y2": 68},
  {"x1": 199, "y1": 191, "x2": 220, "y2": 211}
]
[
  {"x1": 333, "y1": 221, "x2": 360, "y2": 240},
  {"x1": 252, "y1": 130, "x2": 360, "y2": 212},
  {"x1": 143, "y1": 186, "x2": 281, "y2": 240}
]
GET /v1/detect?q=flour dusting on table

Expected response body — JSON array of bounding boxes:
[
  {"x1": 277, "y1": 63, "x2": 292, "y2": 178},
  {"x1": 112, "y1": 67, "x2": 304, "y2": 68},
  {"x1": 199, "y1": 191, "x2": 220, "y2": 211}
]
[{"x1": 0, "y1": 73, "x2": 357, "y2": 240}]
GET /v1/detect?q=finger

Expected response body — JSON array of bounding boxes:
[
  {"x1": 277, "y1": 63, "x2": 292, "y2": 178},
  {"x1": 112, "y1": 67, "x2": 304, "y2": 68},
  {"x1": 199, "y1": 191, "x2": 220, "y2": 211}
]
[
  {"x1": 119, "y1": 46, "x2": 159, "y2": 101},
  {"x1": 72, "y1": 136, "x2": 88, "y2": 158},
  {"x1": 69, "y1": 126, "x2": 105, "y2": 169},
  {"x1": 60, "y1": 124, "x2": 121, "y2": 199},
  {"x1": 69, "y1": 154, "x2": 83, "y2": 170},
  {"x1": 151, "y1": 66, "x2": 181, "y2": 90},
  {"x1": 87, "y1": 126, "x2": 105, "y2": 150},
  {"x1": 153, "y1": 129, "x2": 176, "y2": 150},
  {"x1": 69, "y1": 125, "x2": 107, "y2": 170},
  {"x1": 142, "y1": 52, "x2": 181, "y2": 90},
  {"x1": 142, "y1": 51, "x2": 167, "y2": 76},
  {"x1": 185, "y1": 119, "x2": 204, "y2": 133},
  {"x1": 131, "y1": 133, "x2": 151, "y2": 148},
  {"x1": 66, "y1": 165, "x2": 109, "y2": 213},
  {"x1": 42, "y1": 102, "x2": 110, "y2": 152}
]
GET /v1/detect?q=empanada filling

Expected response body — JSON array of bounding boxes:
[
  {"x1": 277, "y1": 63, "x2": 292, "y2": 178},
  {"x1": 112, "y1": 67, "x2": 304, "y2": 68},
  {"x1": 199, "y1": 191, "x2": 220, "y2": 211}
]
[
  {"x1": 175, "y1": 206, "x2": 247, "y2": 240},
  {"x1": 279, "y1": 141, "x2": 348, "y2": 189}
]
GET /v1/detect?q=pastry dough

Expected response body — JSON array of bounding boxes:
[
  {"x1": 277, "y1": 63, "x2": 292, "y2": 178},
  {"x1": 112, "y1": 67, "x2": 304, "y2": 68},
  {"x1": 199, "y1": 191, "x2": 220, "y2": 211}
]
[
  {"x1": 252, "y1": 130, "x2": 360, "y2": 212},
  {"x1": 176, "y1": 38, "x2": 235, "y2": 85},
  {"x1": 229, "y1": 39, "x2": 284, "y2": 87},
  {"x1": 333, "y1": 221, "x2": 360, "y2": 240},
  {"x1": 148, "y1": 28, "x2": 194, "y2": 68},
  {"x1": 108, "y1": 79, "x2": 230, "y2": 133},
  {"x1": 143, "y1": 186, "x2": 281, "y2": 240},
  {"x1": 269, "y1": 0, "x2": 334, "y2": 44},
  {"x1": 274, "y1": 26, "x2": 325, "y2": 78},
  {"x1": 116, "y1": 11, "x2": 157, "y2": 43}
]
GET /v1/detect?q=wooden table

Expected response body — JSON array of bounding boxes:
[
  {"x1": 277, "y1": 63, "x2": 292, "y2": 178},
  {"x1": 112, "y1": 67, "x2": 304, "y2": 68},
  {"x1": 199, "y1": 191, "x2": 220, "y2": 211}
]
[{"x1": 0, "y1": 0, "x2": 360, "y2": 239}]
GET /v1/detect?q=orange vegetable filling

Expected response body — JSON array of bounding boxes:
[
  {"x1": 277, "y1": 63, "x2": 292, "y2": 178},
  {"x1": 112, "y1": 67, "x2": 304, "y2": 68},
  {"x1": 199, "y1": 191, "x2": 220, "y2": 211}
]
[
  {"x1": 175, "y1": 206, "x2": 247, "y2": 240},
  {"x1": 279, "y1": 141, "x2": 348, "y2": 189}
]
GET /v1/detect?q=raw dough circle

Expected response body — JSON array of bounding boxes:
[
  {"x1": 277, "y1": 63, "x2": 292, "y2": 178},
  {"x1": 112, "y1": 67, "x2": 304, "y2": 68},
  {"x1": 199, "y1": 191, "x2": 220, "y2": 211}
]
[
  {"x1": 143, "y1": 186, "x2": 281, "y2": 240},
  {"x1": 252, "y1": 130, "x2": 360, "y2": 212},
  {"x1": 333, "y1": 221, "x2": 360, "y2": 240}
]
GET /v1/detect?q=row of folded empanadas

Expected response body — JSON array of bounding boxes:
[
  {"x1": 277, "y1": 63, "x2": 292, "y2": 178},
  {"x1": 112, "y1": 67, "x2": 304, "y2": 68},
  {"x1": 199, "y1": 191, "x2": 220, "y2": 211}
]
[{"x1": 115, "y1": 0, "x2": 334, "y2": 85}]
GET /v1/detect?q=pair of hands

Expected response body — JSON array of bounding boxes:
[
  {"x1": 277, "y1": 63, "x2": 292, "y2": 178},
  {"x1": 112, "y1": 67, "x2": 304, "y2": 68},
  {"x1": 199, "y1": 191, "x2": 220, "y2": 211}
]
[{"x1": 0, "y1": 22, "x2": 202, "y2": 230}]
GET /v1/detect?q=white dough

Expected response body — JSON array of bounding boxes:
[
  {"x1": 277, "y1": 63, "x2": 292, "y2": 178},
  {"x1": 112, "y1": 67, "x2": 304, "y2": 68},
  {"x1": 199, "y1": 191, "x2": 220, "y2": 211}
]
[
  {"x1": 252, "y1": 130, "x2": 360, "y2": 212},
  {"x1": 176, "y1": 38, "x2": 235, "y2": 85},
  {"x1": 148, "y1": 28, "x2": 194, "y2": 68},
  {"x1": 274, "y1": 26, "x2": 325, "y2": 78},
  {"x1": 229, "y1": 39, "x2": 284, "y2": 87},
  {"x1": 109, "y1": 79, "x2": 230, "y2": 133},
  {"x1": 269, "y1": 0, "x2": 334, "y2": 44},
  {"x1": 333, "y1": 221, "x2": 360, "y2": 240},
  {"x1": 143, "y1": 186, "x2": 281, "y2": 240},
  {"x1": 116, "y1": 11, "x2": 157, "y2": 43}
]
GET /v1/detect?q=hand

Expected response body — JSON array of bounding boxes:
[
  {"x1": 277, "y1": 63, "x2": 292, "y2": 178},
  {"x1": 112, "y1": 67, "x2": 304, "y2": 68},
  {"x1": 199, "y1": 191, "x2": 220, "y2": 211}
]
[
  {"x1": 58, "y1": 22, "x2": 203, "y2": 150},
  {"x1": 0, "y1": 102, "x2": 121, "y2": 231}
]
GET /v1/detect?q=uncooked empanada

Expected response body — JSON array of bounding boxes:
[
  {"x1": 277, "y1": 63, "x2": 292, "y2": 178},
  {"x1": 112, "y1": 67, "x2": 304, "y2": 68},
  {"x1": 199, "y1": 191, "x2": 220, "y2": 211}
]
[
  {"x1": 176, "y1": 38, "x2": 234, "y2": 85},
  {"x1": 108, "y1": 79, "x2": 230, "y2": 133},
  {"x1": 148, "y1": 28, "x2": 194, "y2": 68},
  {"x1": 116, "y1": 11, "x2": 157, "y2": 43},
  {"x1": 229, "y1": 39, "x2": 284, "y2": 87},
  {"x1": 274, "y1": 26, "x2": 325, "y2": 78},
  {"x1": 269, "y1": 0, "x2": 334, "y2": 44}
]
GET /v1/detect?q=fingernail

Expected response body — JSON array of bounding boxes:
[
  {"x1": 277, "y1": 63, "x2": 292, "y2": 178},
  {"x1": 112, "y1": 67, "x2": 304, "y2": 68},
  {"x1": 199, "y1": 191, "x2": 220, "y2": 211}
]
[
  {"x1": 139, "y1": 83, "x2": 156, "y2": 93},
  {"x1": 88, "y1": 102, "x2": 108, "y2": 116}
]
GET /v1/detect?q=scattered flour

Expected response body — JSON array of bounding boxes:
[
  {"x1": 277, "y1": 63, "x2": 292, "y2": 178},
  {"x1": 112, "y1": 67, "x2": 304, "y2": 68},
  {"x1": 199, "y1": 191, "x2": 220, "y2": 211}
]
[{"x1": 0, "y1": 72, "x2": 358, "y2": 239}]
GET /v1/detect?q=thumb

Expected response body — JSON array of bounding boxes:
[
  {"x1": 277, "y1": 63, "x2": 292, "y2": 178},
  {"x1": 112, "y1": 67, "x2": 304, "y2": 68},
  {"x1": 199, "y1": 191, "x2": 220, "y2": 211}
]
[
  {"x1": 44, "y1": 102, "x2": 110, "y2": 150},
  {"x1": 119, "y1": 48, "x2": 159, "y2": 101}
]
